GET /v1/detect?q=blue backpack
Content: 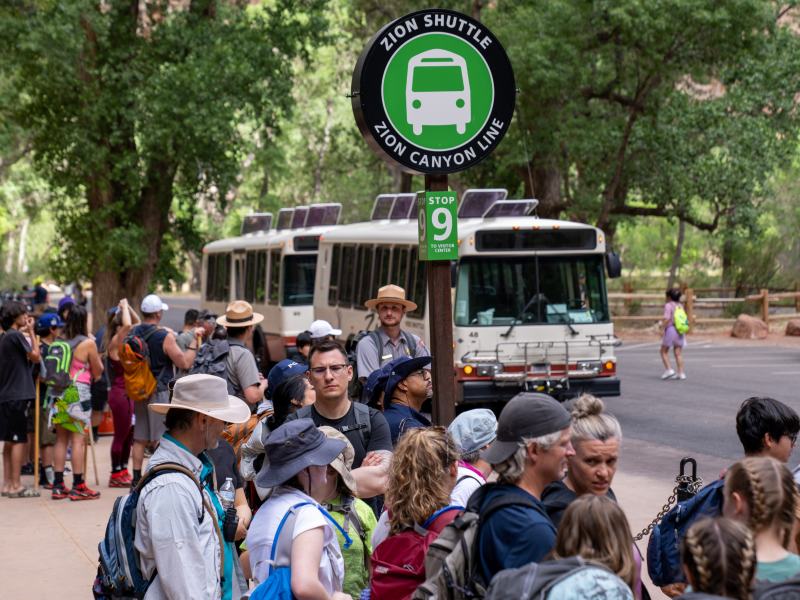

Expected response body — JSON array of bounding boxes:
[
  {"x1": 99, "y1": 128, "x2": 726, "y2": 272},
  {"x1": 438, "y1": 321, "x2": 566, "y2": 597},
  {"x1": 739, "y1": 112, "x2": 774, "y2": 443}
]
[
  {"x1": 92, "y1": 462, "x2": 224, "y2": 599},
  {"x1": 646, "y1": 478, "x2": 725, "y2": 587},
  {"x1": 249, "y1": 501, "x2": 352, "y2": 600}
]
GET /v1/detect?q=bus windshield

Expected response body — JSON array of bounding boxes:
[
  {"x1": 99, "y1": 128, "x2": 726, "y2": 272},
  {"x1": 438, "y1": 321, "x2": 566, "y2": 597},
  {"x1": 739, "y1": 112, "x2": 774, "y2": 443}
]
[
  {"x1": 282, "y1": 255, "x2": 316, "y2": 306},
  {"x1": 412, "y1": 66, "x2": 464, "y2": 92},
  {"x1": 454, "y1": 255, "x2": 610, "y2": 326}
]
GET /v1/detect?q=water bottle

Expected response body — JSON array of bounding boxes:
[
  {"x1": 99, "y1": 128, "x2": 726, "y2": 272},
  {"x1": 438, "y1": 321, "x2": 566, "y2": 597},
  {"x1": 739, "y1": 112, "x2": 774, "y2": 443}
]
[
  {"x1": 219, "y1": 477, "x2": 238, "y2": 542},
  {"x1": 219, "y1": 477, "x2": 235, "y2": 509}
]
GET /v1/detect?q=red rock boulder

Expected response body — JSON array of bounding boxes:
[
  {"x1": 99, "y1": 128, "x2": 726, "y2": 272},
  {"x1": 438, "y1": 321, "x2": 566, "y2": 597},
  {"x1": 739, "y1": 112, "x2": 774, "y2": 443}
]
[
  {"x1": 785, "y1": 319, "x2": 800, "y2": 337},
  {"x1": 731, "y1": 314, "x2": 768, "y2": 339}
]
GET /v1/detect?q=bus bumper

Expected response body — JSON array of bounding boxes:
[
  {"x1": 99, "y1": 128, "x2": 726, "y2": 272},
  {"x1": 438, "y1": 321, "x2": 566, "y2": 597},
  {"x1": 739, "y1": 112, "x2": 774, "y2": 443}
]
[{"x1": 458, "y1": 377, "x2": 621, "y2": 406}]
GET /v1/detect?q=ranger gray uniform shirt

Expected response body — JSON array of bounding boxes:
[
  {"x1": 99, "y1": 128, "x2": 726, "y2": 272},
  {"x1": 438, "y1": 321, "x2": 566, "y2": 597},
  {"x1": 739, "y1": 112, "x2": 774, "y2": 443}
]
[{"x1": 356, "y1": 327, "x2": 430, "y2": 379}]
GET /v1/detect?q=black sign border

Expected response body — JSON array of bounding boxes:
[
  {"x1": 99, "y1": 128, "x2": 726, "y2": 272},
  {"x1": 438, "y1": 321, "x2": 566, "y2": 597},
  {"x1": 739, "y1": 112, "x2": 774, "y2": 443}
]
[{"x1": 352, "y1": 9, "x2": 516, "y2": 175}]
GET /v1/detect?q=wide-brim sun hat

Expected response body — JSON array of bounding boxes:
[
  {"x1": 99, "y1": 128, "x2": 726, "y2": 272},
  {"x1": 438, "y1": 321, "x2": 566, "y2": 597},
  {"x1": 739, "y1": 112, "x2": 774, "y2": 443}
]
[
  {"x1": 256, "y1": 418, "x2": 346, "y2": 489},
  {"x1": 318, "y1": 426, "x2": 358, "y2": 495},
  {"x1": 217, "y1": 300, "x2": 264, "y2": 327},
  {"x1": 364, "y1": 284, "x2": 417, "y2": 312},
  {"x1": 149, "y1": 373, "x2": 251, "y2": 424}
]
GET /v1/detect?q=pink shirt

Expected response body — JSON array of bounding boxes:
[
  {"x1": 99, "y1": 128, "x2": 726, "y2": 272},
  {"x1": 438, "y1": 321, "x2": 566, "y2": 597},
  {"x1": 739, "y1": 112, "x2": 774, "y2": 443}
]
[{"x1": 69, "y1": 356, "x2": 92, "y2": 385}]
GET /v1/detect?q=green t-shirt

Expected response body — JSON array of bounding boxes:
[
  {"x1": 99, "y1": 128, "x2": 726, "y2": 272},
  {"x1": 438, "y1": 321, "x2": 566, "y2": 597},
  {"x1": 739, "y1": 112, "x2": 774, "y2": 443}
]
[
  {"x1": 757, "y1": 553, "x2": 800, "y2": 583},
  {"x1": 325, "y1": 495, "x2": 377, "y2": 598}
]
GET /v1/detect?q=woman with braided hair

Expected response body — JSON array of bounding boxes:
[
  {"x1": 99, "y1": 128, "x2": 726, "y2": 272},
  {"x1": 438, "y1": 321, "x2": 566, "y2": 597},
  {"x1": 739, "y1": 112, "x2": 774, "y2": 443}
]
[
  {"x1": 678, "y1": 517, "x2": 756, "y2": 600},
  {"x1": 723, "y1": 456, "x2": 800, "y2": 583}
]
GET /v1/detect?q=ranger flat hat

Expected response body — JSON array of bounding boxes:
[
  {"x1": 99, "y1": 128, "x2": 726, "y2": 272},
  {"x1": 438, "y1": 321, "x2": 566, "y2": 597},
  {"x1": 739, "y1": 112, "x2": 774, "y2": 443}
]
[
  {"x1": 365, "y1": 284, "x2": 417, "y2": 312},
  {"x1": 216, "y1": 300, "x2": 264, "y2": 328}
]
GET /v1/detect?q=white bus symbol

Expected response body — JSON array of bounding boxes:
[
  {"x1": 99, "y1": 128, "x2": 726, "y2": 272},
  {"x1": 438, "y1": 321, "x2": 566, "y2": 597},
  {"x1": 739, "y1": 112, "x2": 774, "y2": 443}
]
[{"x1": 406, "y1": 49, "x2": 471, "y2": 136}]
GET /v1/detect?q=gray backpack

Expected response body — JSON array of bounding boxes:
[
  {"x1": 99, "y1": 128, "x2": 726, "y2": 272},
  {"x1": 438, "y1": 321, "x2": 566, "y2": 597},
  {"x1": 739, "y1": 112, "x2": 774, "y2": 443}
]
[{"x1": 485, "y1": 557, "x2": 631, "y2": 600}]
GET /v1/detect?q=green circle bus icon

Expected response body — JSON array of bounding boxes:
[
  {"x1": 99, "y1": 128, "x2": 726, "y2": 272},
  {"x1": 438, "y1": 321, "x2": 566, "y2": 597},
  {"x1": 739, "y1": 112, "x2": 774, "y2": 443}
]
[
  {"x1": 382, "y1": 34, "x2": 494, "y2": 151},
  {"x1": 352, "y1": 9, "x2": 516, "y2": 175}
]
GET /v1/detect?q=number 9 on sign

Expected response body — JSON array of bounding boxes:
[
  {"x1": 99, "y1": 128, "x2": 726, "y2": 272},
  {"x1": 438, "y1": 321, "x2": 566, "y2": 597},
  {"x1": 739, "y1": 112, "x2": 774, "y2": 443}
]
[{"x1": 432, "y1": 208, "x2": 452, "y2": 241}]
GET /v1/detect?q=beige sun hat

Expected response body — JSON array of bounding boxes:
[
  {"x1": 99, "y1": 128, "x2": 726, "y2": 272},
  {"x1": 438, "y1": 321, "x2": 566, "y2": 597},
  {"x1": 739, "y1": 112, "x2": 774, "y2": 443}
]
[
  {"x1": 149, "y1": 373, "x2": 251, "y2": 423},
  {"x1": 216, "y1": 300, "x2": 264, "y2": 327},
  {"x1": 364, "y1": 284, "x2": 417, "y2": 312},
  {"x1": 318, "y1": 426, "x2": 358, "y2": 495}
]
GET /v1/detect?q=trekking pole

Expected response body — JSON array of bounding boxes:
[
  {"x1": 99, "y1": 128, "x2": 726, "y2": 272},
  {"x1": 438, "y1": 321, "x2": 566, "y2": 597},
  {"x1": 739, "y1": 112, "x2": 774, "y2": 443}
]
[
  {"x1": 87, "y1": 422, "x2": 99, "y2": 486},
  {"x1": 33, "y1": 375, "x2": 40, "y2": 492}
]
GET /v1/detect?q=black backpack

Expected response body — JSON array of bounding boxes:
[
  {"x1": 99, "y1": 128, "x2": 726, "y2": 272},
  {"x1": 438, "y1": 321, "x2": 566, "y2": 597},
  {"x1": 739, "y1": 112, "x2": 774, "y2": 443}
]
[
  {"x1": 188, "y1": 339, "x2": 243, "y2": 398},
  {"x1": 43, "y1": 335, "x2": 88, "y2": 395},
  {"x1": 753, "y1": 578, "x2": 800, "y2": 600}
]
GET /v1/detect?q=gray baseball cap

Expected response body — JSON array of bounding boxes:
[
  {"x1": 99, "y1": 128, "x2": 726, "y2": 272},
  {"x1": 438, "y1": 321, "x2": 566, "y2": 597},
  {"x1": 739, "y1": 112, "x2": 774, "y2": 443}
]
[{"x1": 481, "y1": 393, "x2": 571, "y2": 465}]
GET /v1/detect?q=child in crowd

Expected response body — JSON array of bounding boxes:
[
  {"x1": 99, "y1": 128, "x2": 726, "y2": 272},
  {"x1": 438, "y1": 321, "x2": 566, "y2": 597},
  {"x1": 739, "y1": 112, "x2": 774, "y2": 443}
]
[{"x1": 660, "y1": 288, "x2": 687, "y2": 380}]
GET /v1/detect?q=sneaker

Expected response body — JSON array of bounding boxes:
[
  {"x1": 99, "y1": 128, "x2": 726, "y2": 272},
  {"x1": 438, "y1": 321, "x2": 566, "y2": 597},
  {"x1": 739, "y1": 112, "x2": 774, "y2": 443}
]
[
  {"x1": 20, "y1": 462, "x2": 34, "y2": 476},
  {"x1": 51, "y1": 483, "x2": 70, "y2": 500},
  {"x1": 677, "y1": 372, "x2": 687, "y2": 380},
  {"x1": 661, "y1": 369, "x2": 676, "y2": 380},
  {"x1": 69, "y1": 483, "x2": 100, "y2": 501},
  {"x1": 109, "y1": 471, "x2": 132, "y2": 488}
]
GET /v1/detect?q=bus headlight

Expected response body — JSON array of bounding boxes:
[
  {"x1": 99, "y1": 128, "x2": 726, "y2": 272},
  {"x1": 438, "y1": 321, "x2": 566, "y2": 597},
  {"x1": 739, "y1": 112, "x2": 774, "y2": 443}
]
[{"x1": 576, "y1": 361, "x2": 601, "y2": 375}]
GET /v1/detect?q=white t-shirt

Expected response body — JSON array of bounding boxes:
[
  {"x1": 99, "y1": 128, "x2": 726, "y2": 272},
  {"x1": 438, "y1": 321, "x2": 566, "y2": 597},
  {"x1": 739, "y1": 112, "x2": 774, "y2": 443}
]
[
  {"x1": 245, "y1": 486, "x2": 344, "y2": 592},
  {"x1": 450, "y1": 465, "x2": 485, "y2": 507}
]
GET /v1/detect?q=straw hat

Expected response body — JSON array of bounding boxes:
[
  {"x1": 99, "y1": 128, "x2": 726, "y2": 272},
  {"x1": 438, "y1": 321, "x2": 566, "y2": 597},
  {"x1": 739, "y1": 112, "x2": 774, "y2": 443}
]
[
  {"x1": 216, "y1": 300, "x2": 264, "y2": 327},
  {"x1": 149, "y1": 374, "x2": 251, "y2": 423},
  {"x1": 364, "y1": 284, "x2": 417, "y2": 312}
]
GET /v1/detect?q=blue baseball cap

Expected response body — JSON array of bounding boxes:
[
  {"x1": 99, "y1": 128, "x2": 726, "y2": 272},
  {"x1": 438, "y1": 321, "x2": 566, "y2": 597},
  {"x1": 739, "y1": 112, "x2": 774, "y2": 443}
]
[
  {"x1": 36, "y1": 313, "x2": 64, "y2": 330},
  {"x1": 267, "y1": 359, "x2": 308, "y2": 400},
  {"x1": 57, "y1": 296, "x2": 75, "y2": 311},
  {"x1": 364, "y1": 358, "x2": 405, "y2": 406},
  {"x1": 384, "y1": 356, "x2": 433, "y2": 402}
]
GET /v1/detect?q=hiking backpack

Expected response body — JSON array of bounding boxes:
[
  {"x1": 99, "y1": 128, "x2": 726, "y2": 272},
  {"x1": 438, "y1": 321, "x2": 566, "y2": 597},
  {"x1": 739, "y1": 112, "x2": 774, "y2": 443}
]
[
  {"x1": 43, "y1": 335, "x2": 87, "y2": 395},
  {"x1": 92, "y1": 462, "x2": 224, "y2": 600},
  {"x1": 753, "y1": 577, "x2": 800, "y2": 600},
  {"x1": 646, "y1": 478, "x2": 724, "y2": 587},
  {"x1": 347, "y1": 329, "x2": 418, "y2": 402},
  {"x1": 413, "y1": 484, "x2": 539, "y2": 600},
  {"x1": 119, "y1": 327, "x2": 160, "y2": 402},
  {"x1": 248, "y1": 501, "x2": 352, "y2": 600},
  {"x1": 293, "y1": 402, "x2": 373, "y2": 449},
  {"x1": 484, "y1": 557, "x2": 630, "y2": 600},
  {"x1": 673, "y1": 305, "x2": 690, "y2": 335},
  {"x1": 188, "y1": 338, "x2": 243, "y2": 398},
  {"x1": 371, "y1": 505, "x2": 462, "y2": 600}
]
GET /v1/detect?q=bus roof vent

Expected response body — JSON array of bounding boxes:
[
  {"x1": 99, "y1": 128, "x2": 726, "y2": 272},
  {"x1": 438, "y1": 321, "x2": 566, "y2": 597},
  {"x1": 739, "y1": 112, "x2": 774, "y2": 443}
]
[
  {"x1": 484, "y1": 199, "x2": 539, "y2": 218},
  {"x1": 371, "y1": 194, "x2": 396, "y2": 220},
  {"x1": 276, "y1": 208, "x2": 294, "y2": 230},
  {"x1": 390, "y1": 193, "x2": 417, "y2": 220},
  {"x1": 306, "y1": 203, "x2": 342, "y2": 227},
  {"x1": 291, "y1": 206, "x2": 309, "y2": 229},
  {"x1": 240, "y1": 212, "x2": 273, "y2": 236},
  {"x1": 458, "y1": 188, "x2": 508, "y2": 218}
]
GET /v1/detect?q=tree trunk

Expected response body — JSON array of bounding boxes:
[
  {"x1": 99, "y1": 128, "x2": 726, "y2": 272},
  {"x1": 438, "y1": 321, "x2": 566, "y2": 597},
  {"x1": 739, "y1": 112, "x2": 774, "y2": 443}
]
[
  {"x1": 522, "y1": 162, "x2": 563, "y2": 218},
  {"x1": 667, "y1": 219, "x2": 686, "y2": 289},
  {"x1": 16, "y1": 217, "x2": 29, "y2": 273}
]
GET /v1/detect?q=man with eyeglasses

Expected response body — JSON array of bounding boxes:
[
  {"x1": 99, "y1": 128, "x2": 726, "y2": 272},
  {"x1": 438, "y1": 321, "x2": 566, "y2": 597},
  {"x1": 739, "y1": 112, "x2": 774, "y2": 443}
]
[
  {"x1": 382, "y1": 356, "x2": 433, "y2": 445},
  {"x1": 286, "y1": 340, "x2": 392, "y2": 472}
]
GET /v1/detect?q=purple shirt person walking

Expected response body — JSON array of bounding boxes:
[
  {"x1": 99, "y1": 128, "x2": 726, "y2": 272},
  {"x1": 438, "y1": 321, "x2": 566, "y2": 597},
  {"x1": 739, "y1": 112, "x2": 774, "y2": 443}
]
[{"x1": 660, "y1": 288, "x2": 686, "y2": 380}]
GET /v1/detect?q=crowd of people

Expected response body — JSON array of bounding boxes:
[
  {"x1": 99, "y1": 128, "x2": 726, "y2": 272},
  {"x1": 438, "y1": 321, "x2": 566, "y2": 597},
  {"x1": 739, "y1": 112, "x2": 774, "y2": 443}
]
[{"x1": 2, "y1": 282, "x2": 800, "y2": 600}]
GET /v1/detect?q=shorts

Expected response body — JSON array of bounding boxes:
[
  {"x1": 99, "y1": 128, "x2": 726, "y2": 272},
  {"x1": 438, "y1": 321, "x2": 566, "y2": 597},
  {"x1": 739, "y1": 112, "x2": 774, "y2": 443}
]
[
  {"x1": 661, "y1": 325, "x2": 686, "y2": 349},
  {"x1": 91, "y1": 379, "x2": 108, "y2": 412},
  {"x1": 133, "y1": 389, "x2": 168, "y2": 443},
  {"x1": 0, "y1": 399, "x2": 31, "y2": 443}
]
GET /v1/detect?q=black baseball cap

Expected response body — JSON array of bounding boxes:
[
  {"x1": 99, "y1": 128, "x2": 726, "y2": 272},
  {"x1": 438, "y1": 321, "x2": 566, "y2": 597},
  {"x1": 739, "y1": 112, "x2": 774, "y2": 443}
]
[{"x1": 482, "y1": 392, "x2": 571, "y2": 464}]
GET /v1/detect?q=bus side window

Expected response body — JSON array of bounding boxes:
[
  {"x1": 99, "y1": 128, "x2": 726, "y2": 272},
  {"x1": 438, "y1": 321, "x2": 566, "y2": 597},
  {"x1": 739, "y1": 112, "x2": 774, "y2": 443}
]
[
  {"x1": 220, "y1": 254, "x2": 231, "y2": 302},
  {"x1": 393, "y1": 247, "x2": 410, "y2": 292},
  {"x1": 245, "y1": 251, "x2": 257, "y2": 303},
  {"x1": 339, "y1": 245, "x2": 356, "y2": 307},
  {"x1": 255, "y1": 251, "x2": 267, "y2": 304},
  {"x1": 269, "y1": 249, "x2": 281, "y2": 305},
  {"x1": 356, "y1": 245, "x2": 374, "y2": 311},
  {"x1": 375, "y1": 246, "x2": 391, "y2": 292},
  {"x1": 328, "y1": 244, "x2": 341, "y2": 306},
  {"x1": 205, "y1": 254, "x2": 216, "y2": 302},
  {"x1": 409, "y1": 252, "x2": 426, "y2": 319}
]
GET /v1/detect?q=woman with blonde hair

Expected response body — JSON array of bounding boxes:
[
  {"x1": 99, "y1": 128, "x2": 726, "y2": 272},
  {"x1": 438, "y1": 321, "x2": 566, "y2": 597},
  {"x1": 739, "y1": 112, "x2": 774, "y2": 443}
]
[
  {"x1": 723, "y1": 456, "x2": 800, "y2": 583},
  {"x1": 678, "y1": 517, "x2": 756, "y2": 600},
  {"x1": 553, "y1": 495, "x2": 637, "y2": 593},
  {"x1": 370, "y1": 426, "x2": 461, "y2": 599}
]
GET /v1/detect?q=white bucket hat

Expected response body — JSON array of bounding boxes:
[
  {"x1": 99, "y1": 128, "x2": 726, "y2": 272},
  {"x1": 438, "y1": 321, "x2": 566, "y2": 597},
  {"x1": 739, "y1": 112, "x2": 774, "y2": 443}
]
[{"x1": 149, "y1": 374, "x2": 250, "y2": 424}]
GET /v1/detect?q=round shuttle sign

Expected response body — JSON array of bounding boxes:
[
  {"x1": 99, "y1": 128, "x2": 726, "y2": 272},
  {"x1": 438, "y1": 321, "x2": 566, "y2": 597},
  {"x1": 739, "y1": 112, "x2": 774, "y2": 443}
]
[{"x1": 352, "y1": 9, "x2": 516, "y2": 175}]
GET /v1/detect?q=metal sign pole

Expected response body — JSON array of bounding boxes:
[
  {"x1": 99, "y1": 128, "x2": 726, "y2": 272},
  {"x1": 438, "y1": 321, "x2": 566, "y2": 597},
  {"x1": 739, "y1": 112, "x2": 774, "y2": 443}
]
[{"x1": 425, "y1": 173, "x2": 456, "y2": 426}]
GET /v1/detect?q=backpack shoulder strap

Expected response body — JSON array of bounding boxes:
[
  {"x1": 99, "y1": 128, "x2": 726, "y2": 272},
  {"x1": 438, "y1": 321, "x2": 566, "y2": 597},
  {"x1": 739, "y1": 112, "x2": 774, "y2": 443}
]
[
  {"x1": 141, "y1": 326, "x2": 161, "y2": 343},
  {"x1": 138, "y1": 462, "x2": 225, "y2": 583},
  {"x1": 479, "y1": 491, "x2": 539, "y2": 524},
  {"x1": 369, "y1": 330, "x2": 385, "y2": 364},
  {"x1": 353, "y1": 402, "x2": 372, "y2": 446},
  {"x1": 401, "y1": 330, "x2": 417, "y2": 356},
  {"x1": 456, "y1": 473, "x2": 482, "y2": 487}
]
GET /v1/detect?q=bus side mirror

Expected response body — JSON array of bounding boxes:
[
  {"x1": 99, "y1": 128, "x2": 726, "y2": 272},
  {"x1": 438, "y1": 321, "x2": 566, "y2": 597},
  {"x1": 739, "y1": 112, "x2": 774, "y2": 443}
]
[{"x1": 605, "y1": 252, "x2": 622, "y2": 278}]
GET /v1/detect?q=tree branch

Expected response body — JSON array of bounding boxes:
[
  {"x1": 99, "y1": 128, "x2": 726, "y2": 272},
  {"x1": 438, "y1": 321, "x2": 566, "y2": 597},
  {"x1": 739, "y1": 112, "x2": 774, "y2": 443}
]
[{"x1": 611, "y1": 204, "x2": 723, "y2": 232}]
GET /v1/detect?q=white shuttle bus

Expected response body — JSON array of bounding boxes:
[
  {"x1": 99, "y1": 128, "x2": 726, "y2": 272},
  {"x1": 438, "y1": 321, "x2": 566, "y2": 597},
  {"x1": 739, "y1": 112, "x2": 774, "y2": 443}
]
[
  {"x1": 313, "y1": 190, "x2": 621, "y2": 407},
  {"x1": 201, "y1": 204, "x2": 342, "y2": 370}
]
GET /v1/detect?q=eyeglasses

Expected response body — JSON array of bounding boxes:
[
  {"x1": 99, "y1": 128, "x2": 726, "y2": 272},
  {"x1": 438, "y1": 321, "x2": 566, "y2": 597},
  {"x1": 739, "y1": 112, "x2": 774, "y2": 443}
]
[
  {"x1": 410, "y1": 369, "x2": 431, "y2": 380},
  {"x1": 788, "y1": 432, "x2": 798, "y2": 446},
  {"x1": 309, "y1": 364, "x2": 349, "y2": 377}
]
